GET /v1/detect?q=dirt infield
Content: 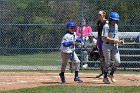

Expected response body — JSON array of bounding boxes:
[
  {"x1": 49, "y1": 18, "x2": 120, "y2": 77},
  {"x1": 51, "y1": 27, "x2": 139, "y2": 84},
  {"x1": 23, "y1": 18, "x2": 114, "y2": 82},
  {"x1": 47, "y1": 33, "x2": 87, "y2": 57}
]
[{"x1": 0, "y1": 72, "x2": 140, "y2": 91}]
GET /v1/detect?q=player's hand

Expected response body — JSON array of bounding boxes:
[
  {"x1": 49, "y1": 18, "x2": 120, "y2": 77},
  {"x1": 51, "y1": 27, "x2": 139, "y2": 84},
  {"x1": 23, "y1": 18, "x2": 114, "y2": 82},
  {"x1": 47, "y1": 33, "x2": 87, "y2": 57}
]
[
  {"x1": 72, "y1": 41, "x2": 76, "y2": 45},
  {"x1": 119, "y1": 39, "x2": 124, "y2": 44},
  {"x1": 119, "y1": 38, "x2": 124, "y2": 44},
  {"x1": 114, "y1": 39, "x2": 124, "y2": 44},
  {"x1": 73, "y1": 41, "x2": 80, "y2": 45},
  {"x1": 113, "y1": 39, "x2": 120, "y2": 44}
]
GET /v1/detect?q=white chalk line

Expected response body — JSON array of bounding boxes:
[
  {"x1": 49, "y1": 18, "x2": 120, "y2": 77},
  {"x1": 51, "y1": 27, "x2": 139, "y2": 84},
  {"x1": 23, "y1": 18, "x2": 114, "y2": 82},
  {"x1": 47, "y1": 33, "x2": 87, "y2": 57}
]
[
  {"x1": 0, "y1": 76, "x2": 56, "y2": 86},
  {"x1": 0, "y1": 80, "x2": 27, "y2": 86}
]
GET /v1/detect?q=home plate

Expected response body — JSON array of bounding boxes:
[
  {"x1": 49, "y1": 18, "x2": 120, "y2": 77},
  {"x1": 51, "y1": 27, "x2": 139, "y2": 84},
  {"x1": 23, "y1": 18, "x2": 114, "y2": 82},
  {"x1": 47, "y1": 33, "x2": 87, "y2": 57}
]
[{"x1": 20, "y1": 81, "x2": 27, "y2": 83}]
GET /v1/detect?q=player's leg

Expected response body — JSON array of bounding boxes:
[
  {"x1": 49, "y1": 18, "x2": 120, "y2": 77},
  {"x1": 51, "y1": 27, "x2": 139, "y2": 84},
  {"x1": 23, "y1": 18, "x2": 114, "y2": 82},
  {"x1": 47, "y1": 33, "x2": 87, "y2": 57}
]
[
  {"x1": 69, "y1": 53, "x2": 75, "y2": 73},
  {"x1": 73, "y1": 51, "x2": 83, "y2": 82},
  {"x1": 82, "y1": 50, "x2": 89, "y2": 68},
  {"x1": 69, "y1": 61, "x2": 74, "y2": 73},
  {"x1": 83, "y1": 50, "x2": 88, "y2": 62},
  {"x1": 59, "y1": 52, "x2": 70, "y2": 83},
  {"x1": 102, "y1": 44, "x2": 111, "y2": 84},
  {"x1": 109, "y1": 47, "x2": 121, "y2": 83},
  {"x1": 96, "y1": 40, "x2": 104, "y2": 78},
  {"x1": 96, "y1": 54, "x2": 104, "y2": 78}
]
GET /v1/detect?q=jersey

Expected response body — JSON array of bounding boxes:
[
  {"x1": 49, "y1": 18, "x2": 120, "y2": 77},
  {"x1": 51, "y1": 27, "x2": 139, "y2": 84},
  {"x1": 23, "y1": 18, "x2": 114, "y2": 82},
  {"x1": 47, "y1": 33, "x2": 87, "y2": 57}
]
[
  {"x1": 60, "y1": 31, "x2": 75, "y2": 53},
  {"x1": 97, "y1": 20, "x2": 107, "y2": 40},
  {"x1": 102, "y1": 23, "x2": 119, "y2": 42}
]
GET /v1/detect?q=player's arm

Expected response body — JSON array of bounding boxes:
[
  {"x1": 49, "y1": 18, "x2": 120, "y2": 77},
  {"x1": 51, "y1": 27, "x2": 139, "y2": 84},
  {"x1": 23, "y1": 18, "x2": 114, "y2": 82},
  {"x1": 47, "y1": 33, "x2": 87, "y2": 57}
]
[
  {"x1": 75, "y1": 37, "x2": 84, "y2": 47},
  {"x1": 102, "y1": 37, "x2": 114, "y2": 43},
  {"x1": 102, "y1": 36, "x2": 124, "y2": 44},
  {"x1": 61, "y1": 35, "x2": 73, "y2": 47},
  {"x1": 101, "y1": 24, "x2": 114, "y2": 43}
]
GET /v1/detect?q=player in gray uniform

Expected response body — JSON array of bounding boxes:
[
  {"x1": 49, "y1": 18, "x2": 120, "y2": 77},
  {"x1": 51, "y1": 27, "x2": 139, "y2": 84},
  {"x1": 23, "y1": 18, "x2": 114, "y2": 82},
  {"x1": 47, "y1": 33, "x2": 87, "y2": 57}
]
[{"x1": 102, "y1": 12, "x2": 124, "y2": 84}]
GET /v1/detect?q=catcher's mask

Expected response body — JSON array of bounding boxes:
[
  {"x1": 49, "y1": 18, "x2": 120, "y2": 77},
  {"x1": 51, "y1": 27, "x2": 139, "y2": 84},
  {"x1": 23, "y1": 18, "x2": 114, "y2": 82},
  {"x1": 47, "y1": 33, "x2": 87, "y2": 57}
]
[{"x1": 90, "y1": 48, "x2": 99, "y2": 61}]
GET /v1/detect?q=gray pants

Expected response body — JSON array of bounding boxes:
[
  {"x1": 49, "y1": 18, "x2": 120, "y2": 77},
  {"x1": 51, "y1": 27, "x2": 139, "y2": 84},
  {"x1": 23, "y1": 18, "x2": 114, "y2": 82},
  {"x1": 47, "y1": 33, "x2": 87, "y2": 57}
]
[
  {"x1": 102, "y1": 43, "x2": 121, "y2": 72},
  {"x1": 83, "y1": 51, "x2": 88, "y2": 62}
]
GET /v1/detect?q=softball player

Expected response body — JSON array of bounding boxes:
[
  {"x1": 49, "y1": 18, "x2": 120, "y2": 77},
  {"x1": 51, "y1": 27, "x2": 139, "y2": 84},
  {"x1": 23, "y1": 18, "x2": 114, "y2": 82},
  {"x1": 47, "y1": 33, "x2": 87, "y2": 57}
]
[
  {"x1": 59, "y1": 22, "x2": 83, "y2": 83},
  {"x1": 102, "y1": 12, "x2": 124, "y2": 84},
  {"x1": 96, "y1": 10, "x2": 108, "y2": 78}
]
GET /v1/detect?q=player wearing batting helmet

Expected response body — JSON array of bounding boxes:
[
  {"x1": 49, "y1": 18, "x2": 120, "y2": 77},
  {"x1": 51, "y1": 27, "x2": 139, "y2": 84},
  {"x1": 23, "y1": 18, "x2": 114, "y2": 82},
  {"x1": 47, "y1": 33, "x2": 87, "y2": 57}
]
[
  {"x1": 102, "y1": 12, "x2": 124, "y2": 84},
  {"x1": 59, "y1": 22, "x2": 83, "y2": 83}
]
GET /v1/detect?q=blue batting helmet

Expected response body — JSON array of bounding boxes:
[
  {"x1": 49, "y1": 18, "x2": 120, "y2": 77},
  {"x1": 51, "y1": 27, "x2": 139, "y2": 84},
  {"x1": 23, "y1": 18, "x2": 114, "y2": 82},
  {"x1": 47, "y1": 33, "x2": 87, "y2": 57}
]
[
  {"x1": 66, "y1": 22, "x2": 76, "y2": 28},
  {"x1": 109, "y1": 12, "x2": 120, "y2": 21}
]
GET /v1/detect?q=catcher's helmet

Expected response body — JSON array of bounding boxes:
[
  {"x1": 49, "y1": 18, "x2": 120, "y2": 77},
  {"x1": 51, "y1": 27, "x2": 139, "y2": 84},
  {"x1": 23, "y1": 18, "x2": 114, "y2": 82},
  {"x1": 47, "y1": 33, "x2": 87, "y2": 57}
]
[
  {"x1": 109, "y1": 12, "x2": 120, "y2": 21},
  {"x1": 66, "y1": 22, "x2": 76, "y2": 28},
  {"x1": 89, "y1": 48, "x2": 99, "y2": 61}
]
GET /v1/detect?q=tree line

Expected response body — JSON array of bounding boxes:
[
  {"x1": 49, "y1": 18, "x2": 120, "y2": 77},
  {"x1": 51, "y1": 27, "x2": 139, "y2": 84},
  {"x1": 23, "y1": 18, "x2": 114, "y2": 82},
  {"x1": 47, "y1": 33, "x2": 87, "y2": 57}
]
[{"x1": 0, "y1": 0, "x2": 140, "y2": 54}]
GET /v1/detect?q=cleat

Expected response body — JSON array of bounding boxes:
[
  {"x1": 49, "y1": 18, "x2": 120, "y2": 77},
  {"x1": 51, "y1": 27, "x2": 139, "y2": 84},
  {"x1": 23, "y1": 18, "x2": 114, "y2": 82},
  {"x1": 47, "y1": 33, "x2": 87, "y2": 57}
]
[
  {"x1": 96, "y1": 73, "x2": 103, "y2": 78},
  {"x1": 103, "y1": 78, "x2": 110, "y2": 84},
  {"x1": 59, "y1": 73, "x2": 66, "y2": 83},
  {"x1": 74, "y1": 77, "x2": 83, "y2": 83},
  {"x1": 108, "y1": 75, "x2": 116, "y2": 83}
]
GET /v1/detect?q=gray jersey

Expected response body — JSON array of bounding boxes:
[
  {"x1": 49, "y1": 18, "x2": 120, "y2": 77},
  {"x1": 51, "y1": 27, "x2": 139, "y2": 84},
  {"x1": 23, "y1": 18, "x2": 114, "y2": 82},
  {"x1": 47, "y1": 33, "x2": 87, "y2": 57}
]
[
  {"x1": 102, "y1": 23, "x2": 121, "y2": 72},
  {"x1": 102, "y1": 24, "x2": 119, "y2": 40}
]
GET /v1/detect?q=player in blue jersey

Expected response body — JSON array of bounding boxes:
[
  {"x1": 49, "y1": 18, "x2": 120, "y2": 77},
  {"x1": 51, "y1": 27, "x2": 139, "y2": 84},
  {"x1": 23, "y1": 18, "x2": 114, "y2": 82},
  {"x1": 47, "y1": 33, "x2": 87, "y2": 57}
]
[
  {"x1": 59, "y1": 22, "x2": 83, "y2": 83},
  {"x1": 102, "y1": 12, "x2": 124, "y2": 84}
]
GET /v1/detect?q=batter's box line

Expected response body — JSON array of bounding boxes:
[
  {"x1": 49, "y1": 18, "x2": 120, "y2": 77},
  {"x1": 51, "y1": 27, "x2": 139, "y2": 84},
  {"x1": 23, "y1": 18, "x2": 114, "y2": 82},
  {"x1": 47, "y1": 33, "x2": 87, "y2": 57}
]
[{"x1": 0, "y1": 80, "x2": 27, "y2": 86}]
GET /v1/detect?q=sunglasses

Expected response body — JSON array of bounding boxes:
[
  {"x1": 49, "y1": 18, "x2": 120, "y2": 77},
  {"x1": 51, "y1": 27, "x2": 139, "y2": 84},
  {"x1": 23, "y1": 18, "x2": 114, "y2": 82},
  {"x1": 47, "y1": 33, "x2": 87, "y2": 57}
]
[{"x1": 97, "y1": 14, "x2": 102, "y2": 16}]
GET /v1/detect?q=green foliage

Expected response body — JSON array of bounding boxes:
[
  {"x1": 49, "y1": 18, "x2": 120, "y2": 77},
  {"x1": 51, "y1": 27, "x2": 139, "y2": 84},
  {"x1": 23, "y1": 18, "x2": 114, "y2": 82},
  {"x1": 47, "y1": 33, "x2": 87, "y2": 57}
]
[
  {"x1": 32, "y1": 17, "x2": 55, "y2": 24},
  {"x1": 1, "y1": 0, "x2": 140, "y2": 55},
  {"x1": 10, "y1": 0, "x2": 32, "y2": 9},
  {"x1": 16, "y1": 16, "x2": 25, "y2": 23}
]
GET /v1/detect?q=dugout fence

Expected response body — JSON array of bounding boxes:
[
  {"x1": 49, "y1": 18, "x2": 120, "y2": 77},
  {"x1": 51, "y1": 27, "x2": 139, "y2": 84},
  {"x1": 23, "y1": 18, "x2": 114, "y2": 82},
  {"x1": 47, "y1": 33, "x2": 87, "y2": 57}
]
[{"x1": 0, "y1": 0, "x2": 140, "y2": 71}]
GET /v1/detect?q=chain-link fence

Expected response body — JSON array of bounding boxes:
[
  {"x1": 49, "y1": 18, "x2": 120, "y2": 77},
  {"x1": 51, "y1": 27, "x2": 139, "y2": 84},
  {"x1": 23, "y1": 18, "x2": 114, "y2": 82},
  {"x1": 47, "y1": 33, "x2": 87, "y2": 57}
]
[{"x1": 0, "y1": 0, "x2": 140, "y2": 71}]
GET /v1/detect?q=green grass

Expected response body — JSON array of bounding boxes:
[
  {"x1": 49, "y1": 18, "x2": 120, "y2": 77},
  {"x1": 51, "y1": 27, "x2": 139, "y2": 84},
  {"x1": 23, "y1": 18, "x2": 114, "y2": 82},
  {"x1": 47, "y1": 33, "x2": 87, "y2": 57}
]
[
  {"x1": 1, "y1": 86, "x2": 140, "y2": 93},
  {"x1": 0, "y1": 52, "x2": 61, "y2": 66}
]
